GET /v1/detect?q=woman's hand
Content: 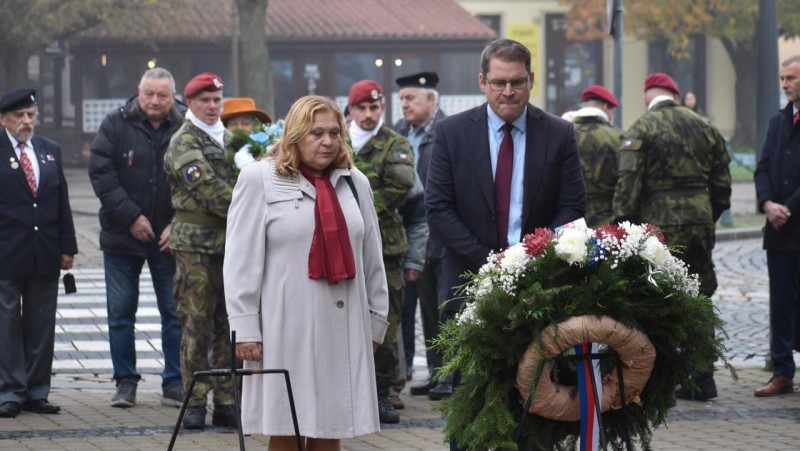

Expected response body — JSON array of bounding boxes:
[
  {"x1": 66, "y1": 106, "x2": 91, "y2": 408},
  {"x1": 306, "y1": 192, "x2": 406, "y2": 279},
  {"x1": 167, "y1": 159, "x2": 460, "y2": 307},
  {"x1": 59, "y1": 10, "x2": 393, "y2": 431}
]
[
  {"x1": 236, "y1": 342, "x2": 263, "y2": 361},
  {"x1": 372, "y1": 341, "x2": 380, "y2": 353}
]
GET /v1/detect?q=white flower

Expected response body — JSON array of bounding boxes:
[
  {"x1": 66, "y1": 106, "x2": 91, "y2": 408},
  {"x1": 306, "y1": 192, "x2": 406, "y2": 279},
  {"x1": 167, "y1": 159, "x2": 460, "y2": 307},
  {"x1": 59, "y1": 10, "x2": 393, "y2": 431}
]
[
  {"x1": 457, "y1": 301, "x2": 481, "y2": 326},
  {"x1": 474, "y1": 277, "x2": 494, "y2": 298},
  {"x1": 234, "y1": 144, "x2": 256, "y2": 169},
  {"x1": 554, "y1": 228, "x2": 590, "y2": 266},
  {"x1": 500, "y1": 244, "x2": 529, "y2": 273},
  {"x1": 640, "y1": 236, "x2": 670, "y2": 267}
]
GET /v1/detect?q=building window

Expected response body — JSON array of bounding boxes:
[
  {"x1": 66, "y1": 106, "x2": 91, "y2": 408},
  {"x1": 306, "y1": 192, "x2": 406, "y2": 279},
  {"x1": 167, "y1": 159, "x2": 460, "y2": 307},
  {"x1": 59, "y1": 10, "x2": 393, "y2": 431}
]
[{"x1": 648, "y1": 35, "x2": 706, "y2": 111}]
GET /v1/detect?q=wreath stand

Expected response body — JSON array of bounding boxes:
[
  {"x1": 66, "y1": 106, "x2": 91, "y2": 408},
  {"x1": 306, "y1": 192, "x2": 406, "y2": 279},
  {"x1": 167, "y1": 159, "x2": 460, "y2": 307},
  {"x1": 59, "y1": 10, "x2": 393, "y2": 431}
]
[{"x1": 167, "y1": 331, "x2": 303, "y2": 451}]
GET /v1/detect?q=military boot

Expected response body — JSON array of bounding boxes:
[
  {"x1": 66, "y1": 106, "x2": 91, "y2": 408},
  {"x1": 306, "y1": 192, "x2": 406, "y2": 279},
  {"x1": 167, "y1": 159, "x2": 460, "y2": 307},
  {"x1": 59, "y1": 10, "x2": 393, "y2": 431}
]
[{"x1": 377, "y1": 385, "x2": 399, "y2": 424}]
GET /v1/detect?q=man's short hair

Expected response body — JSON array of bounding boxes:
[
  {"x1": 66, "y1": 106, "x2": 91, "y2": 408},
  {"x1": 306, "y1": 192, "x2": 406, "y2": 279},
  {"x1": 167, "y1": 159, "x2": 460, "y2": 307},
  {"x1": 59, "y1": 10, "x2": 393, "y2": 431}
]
[
  {"x1": 480, "y1": 39, "x2": 531, "y2": 75},
  {"x1": 782, "y1": 55, "x2": 800, "y2": 67},
  {"x1": 139, "y1": 67, "x2": 176, "y2": 94}
]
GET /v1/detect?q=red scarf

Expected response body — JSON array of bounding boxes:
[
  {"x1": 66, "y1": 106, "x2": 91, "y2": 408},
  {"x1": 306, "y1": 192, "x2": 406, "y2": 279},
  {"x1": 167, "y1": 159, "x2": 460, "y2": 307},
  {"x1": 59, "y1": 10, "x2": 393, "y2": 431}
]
[{"x1": 300, "y1": 164, "x2": 356, "y2": 284}]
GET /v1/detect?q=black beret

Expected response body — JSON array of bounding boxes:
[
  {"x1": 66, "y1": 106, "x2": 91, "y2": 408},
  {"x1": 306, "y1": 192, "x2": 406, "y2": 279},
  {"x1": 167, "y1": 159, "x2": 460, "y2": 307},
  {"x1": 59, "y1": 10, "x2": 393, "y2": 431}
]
[
  {"x1": 0, "y1": 88, "x2": 36, "y2": 113},
  {"x1": 395, "y1": 72, "x2": 439, "y2": 89}
]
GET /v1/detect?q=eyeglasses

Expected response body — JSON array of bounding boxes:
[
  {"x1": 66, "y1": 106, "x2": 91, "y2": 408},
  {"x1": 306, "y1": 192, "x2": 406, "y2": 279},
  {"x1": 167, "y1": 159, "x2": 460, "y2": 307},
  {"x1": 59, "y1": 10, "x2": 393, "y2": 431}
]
[{"x1": 485, "y1": 76, "x2": 530, "y2": 91}]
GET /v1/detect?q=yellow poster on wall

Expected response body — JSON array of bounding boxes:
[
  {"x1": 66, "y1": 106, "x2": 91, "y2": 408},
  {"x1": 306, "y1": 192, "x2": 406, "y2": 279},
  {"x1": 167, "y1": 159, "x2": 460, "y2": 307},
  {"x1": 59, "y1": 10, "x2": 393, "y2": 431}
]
[{"x1": 507, "y1": 23, "x2": 540, "y2": 97}]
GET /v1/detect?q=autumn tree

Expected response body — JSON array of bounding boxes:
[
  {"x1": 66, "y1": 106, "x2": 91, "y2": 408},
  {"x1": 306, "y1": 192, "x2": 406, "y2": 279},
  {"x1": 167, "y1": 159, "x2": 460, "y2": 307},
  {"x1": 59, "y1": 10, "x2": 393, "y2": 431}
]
[
  {"x1": 235, "y1": 0, "x2": 274, "y2": 116},
  {"x1": 0, "y1": 0, "x2": 155, "y2": 93},
  {"x1": 559, "y1": 0, "x2": 800, "y2": 148}
]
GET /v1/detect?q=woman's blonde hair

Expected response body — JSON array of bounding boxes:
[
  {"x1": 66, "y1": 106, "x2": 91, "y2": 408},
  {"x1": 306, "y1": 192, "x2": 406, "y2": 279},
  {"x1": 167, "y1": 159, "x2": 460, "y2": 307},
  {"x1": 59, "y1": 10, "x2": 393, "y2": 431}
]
[{"x1": 273, "y1": 95, "x2": 353, "y2": 178}]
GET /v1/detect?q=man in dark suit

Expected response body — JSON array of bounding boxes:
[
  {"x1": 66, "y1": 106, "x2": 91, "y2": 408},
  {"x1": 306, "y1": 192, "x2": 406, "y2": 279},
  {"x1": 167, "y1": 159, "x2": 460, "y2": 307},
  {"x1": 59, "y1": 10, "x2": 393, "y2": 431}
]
[
  {"x1": 0, "y1": 89, "x2": 77, "y2": 418},
  {"x1": 424, "y1": 39, "x2": 585, "y2": 431},
  {"x1": 754, "y1": 54, "x2": 800, "y2": 397}
]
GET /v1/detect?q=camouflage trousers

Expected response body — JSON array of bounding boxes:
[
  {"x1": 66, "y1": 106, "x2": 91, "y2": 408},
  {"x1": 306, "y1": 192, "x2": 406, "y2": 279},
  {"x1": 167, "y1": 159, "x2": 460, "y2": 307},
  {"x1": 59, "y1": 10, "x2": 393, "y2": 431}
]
[
  {"x1": 374, "y1": 259, "x2": 404, "y2": 387},
  {"x1": 173, "y1": 251, "x2": 234, "y2": 406},
  {"x1": 660, "y1": 224, "x2": 718, "y2": 297}
]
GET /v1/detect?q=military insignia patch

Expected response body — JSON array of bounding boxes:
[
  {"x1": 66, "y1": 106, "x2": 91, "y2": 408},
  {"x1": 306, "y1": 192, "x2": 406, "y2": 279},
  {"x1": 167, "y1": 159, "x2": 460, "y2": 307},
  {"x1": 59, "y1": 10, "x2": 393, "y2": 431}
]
[
  {"x1": 185, "y1": 165, "x2": 203, "y2": 183},
  {"x1": 399, "y1": 153, "x2": 408, "y2": 160},
  {"x1": 620, "y1": 139, "x2": 642, "y2": 151}
]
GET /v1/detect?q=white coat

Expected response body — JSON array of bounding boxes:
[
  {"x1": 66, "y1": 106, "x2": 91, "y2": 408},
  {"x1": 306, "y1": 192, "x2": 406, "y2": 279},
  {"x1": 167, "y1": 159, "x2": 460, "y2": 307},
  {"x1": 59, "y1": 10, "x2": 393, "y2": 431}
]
[{"x1": 224, "y1": 158, "x2": 389, "y2": 438}]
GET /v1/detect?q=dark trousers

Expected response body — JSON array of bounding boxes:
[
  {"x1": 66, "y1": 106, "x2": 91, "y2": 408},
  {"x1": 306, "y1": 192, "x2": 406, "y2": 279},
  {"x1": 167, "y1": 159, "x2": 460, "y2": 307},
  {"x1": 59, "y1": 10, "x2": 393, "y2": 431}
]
[
  {"x1": 401, "y1": 258, "x2": 443, "y2": 376},
  {"x1": 0, "y1": 276, "x2": 59, "y2": 404},
  {"x1": 767, "y1": 250, "x2": 800, "y2": 379}
]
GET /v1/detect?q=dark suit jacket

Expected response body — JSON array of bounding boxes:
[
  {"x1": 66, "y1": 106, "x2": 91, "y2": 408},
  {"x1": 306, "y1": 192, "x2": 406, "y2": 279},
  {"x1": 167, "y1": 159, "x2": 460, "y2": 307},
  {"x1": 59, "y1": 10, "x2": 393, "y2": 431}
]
[
  {"x1": 425, "y1": 103, "x2": 585, "y2": 312},
  {"x1": 0, "y1": 133, "x2": 77, "y2": 279},
  {"x1": 755, "y1": 102, "x2": 800, "y2": 252}
]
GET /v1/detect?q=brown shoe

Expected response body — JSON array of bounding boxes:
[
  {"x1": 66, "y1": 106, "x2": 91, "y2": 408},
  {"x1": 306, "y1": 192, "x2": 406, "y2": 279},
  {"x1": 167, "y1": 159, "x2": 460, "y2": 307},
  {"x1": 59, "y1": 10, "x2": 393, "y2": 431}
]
[
  {"x1": 388, "y1": 393, "x2": 404, "y2": 410},
  {"x1": 754, "y1": 376, "x2": 794, "y2": 397}
]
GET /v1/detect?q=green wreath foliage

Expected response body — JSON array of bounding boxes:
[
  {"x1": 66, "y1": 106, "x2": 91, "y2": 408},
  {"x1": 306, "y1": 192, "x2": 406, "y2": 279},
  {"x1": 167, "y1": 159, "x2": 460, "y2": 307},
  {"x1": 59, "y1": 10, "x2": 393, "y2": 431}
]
[{"x1": 433, "y1": 224, "x2": 734, "y2": 451}]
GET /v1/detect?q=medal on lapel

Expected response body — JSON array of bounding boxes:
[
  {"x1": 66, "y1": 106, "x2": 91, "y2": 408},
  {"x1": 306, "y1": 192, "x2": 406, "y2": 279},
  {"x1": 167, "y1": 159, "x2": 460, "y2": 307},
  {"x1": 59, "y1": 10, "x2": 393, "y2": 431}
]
[{"x1": 9, "y1": 156, "x2": 18, "y2": 169}]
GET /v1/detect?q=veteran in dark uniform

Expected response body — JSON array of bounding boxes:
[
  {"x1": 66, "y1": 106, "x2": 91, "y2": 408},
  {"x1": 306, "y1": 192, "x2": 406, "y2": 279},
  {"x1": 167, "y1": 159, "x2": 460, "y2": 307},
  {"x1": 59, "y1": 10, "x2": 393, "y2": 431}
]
[
  {"x1": 163, "y1": 73, "x2": 237, "y2": 430},
  {"x1": 613, "y1": 73, "x2": 731, "y2": 401},
  {"x1": 393, "y1": 72, "x2": 451, "y2": 398},
  {"x1": 572, "y1": 85, "x2": 624, "y2": 228},
  {"x1": 0, "y1": 89, "x2": 77, "y2": 418},
  {"x1": 348, "y1": 79, "x2": 416, "y2": 423}
]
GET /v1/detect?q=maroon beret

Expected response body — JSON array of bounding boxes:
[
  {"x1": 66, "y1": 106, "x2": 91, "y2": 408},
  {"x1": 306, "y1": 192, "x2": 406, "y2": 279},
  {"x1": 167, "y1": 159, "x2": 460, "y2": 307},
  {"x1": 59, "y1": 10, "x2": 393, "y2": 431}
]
[
  {"x1": 183, "y1": 72, "x2": 224, "y2": 99},
  {"x1": 348, "y1": 80, "x2": 383, "y2": 106},
  {"x1": 581, "y1": 85, "x2": 618, "y2": 107},
  {"x1": 644, "y1": 73, "x2": 680, "y2": 96}
]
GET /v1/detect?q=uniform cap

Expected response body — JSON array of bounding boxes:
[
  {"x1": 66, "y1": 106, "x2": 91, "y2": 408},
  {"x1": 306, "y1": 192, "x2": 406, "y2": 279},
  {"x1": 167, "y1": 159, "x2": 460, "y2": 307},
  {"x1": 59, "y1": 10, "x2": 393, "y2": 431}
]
[
  {"x1": 644, "y1": 73, "x2": 680, "y2": 96},
  {"x1": 395, "y1": 71, "x2": 439, "y2": 89},
  {"x1": 348, "y1": 80, "x2": 383, "y2": 106},
  {"x1": 183, "y1": 72, "x2": 224, "y2": 99},
  {"x1": 581, "y1": 85, "x2": 618, "y2": 107},
  {"x1": 0, "y1": 88, "x2": 36, "y2": 113},
  {"x1": 221, "y1": 97, "x2": 272, "y2": 125}
]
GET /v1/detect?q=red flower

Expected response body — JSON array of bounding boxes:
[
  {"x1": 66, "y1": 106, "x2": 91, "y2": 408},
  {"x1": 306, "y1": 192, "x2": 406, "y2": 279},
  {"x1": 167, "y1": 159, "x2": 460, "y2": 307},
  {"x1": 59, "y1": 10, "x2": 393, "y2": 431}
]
[
  {"x1": 595, "y1": 224, "x2": 628, "y2": 242},
  {"x1": 522, "y1": 228, "x2": 554, "y2": 258},
  {"x1": 644, "y1": 223, "x2": 666, "y2": 244}
]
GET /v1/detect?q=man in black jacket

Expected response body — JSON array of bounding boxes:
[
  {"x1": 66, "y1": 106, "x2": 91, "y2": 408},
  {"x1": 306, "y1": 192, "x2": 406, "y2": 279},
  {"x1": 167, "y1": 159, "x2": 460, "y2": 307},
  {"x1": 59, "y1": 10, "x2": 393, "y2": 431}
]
[
  {"x1": 754, "y1": 55, "x2": 800, "y2": 397},
  {"x1": 89, "y1": 68, "x2": 186, "y2": 408}
]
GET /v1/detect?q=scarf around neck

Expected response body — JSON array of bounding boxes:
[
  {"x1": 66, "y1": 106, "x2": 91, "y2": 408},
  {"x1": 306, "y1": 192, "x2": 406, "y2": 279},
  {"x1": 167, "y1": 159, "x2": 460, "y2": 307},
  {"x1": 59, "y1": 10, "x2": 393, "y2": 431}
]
[
  {"x1": 186, "y1": 109, "x2": 226, "y2": 148},
  {"x1": 300, "y1": 164, "x2": 356, "y2": 284},
  {"x1": 349, "y1": 117, "x2": 384, "y2": 153}
]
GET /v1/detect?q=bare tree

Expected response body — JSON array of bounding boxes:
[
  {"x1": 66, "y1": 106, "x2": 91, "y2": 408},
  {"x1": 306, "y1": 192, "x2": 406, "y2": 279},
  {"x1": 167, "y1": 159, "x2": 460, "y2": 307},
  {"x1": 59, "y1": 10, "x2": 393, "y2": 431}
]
[{"x1": 235, "y1": 0, "x2": 274, "y2": 116}]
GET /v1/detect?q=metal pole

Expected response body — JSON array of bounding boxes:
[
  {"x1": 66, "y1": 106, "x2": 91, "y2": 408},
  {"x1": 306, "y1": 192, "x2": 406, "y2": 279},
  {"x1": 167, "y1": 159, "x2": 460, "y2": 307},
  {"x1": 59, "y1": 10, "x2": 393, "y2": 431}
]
[
  {"x1": 613, "y1": 0, "x2": 624, "y2": 126},
  {"x1": 231, "y1": 0, "x2": 240, "y2": 96}
]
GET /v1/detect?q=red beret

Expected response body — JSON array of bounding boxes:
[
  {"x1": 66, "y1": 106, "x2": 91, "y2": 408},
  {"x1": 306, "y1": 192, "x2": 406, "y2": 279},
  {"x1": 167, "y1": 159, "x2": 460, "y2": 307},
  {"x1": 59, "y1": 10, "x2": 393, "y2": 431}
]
[
  {"x1": 183, "y1": 72, "x2": 224, "y2": 99},
  {"x1": 348, "y1": 80, "x2": 383, "y2": 106},
  {"x1": 644, "y1": 73, "x2": 680, "y2": 96},
  {"x1": 581, "y1": 85, "x2": 618, "y2": 107}
]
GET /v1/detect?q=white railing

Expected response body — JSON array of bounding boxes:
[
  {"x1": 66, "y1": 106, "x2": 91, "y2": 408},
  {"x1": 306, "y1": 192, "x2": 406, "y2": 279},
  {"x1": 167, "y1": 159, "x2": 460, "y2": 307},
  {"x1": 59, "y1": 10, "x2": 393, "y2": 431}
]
[{"x1": 82, "y1": 99, "x2": 126, "y2": 133}]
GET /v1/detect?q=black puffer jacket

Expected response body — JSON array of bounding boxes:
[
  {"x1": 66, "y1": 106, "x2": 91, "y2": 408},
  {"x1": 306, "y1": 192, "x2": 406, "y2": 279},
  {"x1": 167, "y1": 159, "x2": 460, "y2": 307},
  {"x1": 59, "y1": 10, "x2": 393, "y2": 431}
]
[{"x1": 88, "y1": 96, "x2": 186, "y2": 257}]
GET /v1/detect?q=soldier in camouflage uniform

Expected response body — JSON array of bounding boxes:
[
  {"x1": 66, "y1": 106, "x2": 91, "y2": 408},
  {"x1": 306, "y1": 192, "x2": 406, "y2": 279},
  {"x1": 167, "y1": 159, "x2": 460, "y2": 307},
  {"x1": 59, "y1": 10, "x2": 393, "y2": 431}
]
[
  {"x1": 613, "y1": 73, "x2": 731, "y2": 401},
  {"x1": 348, "y1": 80, "x2": 416, "y2": 424},
  {"x1": 163, "y1": 73, "x2": 237, "y2": 430},
  {"x1": 572, "y1": 85, "x2": 624, "y2": 228}
]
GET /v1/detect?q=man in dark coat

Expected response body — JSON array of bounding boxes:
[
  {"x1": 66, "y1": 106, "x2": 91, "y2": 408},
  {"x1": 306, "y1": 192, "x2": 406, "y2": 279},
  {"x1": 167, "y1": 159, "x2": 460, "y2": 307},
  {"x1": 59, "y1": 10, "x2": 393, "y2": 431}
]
[
  {"x1": 0, "y1": 89, "x2": 77, "y2": 418},
  {"x1": 753, "y1": 55, "x2": 800, "y2": 398},
  {"x1": 89, "y1": 68, "x2": 186, "y2": 409}
]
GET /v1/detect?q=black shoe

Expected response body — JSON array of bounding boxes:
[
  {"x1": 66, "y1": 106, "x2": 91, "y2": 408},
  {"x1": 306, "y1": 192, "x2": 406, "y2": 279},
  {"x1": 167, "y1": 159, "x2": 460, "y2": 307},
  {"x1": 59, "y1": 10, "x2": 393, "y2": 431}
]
[
  {"x1": 183, "y1": 406, "x2": 207, "y2": 430},
  {"x1": 22, "y1": 399, "x2": 60, "y2": 414},
  {"x1": 409, "y1": 379, "x2": 436, "y2": 396},
  {"x1": 675, "y1": 376, "x2": 717, "y2": 401},
  {"x1": 212, "y1": 404, "x2": 238, "y2": 428},
  {"x1": 0, "y1": 401, "x2": 21, "y2": 418},
  {"x1": 110, "y1": 378, "x2": 137, "y2": 408},
  {"x1": 378, "y1": 394, "x2": 400, "y2": 424},
  {"x1": 428, "y1": 381, "x2": 453, "y2": 400}
]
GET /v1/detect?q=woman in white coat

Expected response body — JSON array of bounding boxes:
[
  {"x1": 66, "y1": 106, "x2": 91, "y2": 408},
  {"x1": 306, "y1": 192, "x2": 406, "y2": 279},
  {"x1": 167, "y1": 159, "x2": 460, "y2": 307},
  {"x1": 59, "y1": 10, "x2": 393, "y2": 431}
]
[{"x1": 224, "y1": 95, "x2": 390, "y2": 451}]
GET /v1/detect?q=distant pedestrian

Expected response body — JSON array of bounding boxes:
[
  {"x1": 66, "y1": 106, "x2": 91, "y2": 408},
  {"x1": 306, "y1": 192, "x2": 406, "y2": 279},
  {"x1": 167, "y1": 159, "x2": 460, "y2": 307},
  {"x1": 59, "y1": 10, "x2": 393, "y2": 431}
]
[
  {"x1": 0, "y1": 89, "x2": 78, "y2": 418},
  {"x1": 613, "y1": 72, "x2": 731, "y2": 401},
  {"x1": 753, "y1": 55, "x2": 800, "y2": 398},
  {"x1": 573, "y1": 84, "x2": 623, "y2": 228},
  {"x1": 163, "y1": 73, "x2": 237, "y2": 430},
  {"x1": 89, "y1": 67, "x2": 185, "y2": 409},
  {"x1": 224, "y1": 95, "x2": 389, "y2": 449}
]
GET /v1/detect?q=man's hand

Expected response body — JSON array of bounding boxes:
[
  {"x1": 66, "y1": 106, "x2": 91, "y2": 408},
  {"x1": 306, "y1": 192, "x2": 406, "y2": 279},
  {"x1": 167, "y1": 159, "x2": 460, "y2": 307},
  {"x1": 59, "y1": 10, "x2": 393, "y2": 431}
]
[
  {"x1": 236, "y1": 342, "x2": 263, "y2": 361},
  {"x1": 130, "y1": 215, "x2": 155, "y2": 242},
  {"x1": 158, "y1": 224, "x2": 171, "y2": 253},
  {"x1": 764, "y1": 200, "x2": 791, "y2": 231},
  {"x1": 404, "y1": 268, "x2": 421, "y2": 282},
  {"x1": 60, "y1": 254, "x2": 74, "y2": 270}
]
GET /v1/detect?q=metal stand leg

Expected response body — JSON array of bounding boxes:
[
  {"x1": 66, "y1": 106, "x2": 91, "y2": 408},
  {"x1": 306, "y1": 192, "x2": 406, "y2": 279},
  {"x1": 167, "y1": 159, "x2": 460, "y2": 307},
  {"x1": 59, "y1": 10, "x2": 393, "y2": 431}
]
[{"x1": 167, "y1": 331, "x2": 304, "y2": 451}]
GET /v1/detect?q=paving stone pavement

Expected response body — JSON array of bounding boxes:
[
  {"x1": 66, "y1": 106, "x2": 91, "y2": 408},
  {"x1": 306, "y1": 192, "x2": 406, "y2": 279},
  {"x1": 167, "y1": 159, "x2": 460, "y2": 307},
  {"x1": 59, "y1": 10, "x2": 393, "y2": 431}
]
[{"x1": 2, "y1": 168, "x2": 799, "y2": 450}]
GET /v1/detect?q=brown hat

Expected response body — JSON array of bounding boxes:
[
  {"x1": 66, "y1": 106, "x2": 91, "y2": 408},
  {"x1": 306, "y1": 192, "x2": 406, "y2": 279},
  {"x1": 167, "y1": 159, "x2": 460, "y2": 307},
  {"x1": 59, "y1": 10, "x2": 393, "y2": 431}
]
[
  {"x1": 644, "y1": 73, "x2": 680, "y2": 96},
  {"x1": 348, "y1": 80, "x2": 383, "y2": 106},
  {"x1": 221, "y1": 97, "x2": 272, "y2": 125},
  {"x1": 183, "y1": 72, "x2": 223, "y2": 99},
  {"x1": 581, "y1": 85, "x2": 618, "y2": 107}
]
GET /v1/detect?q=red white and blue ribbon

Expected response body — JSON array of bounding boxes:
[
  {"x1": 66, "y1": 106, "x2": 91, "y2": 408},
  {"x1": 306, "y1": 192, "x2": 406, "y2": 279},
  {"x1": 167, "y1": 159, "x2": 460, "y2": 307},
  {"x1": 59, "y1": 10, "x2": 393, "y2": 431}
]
[{"x1": 575, "y1": 342, "x2": 602, "y2": 451}]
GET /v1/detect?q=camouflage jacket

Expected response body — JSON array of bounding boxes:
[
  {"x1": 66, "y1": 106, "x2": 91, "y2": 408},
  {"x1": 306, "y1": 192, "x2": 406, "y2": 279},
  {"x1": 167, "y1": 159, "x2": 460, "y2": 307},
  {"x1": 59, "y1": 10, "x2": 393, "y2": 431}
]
[
  {"x1": 164, "y1": 120, "x2": 236, "y2": 254},
  {"x1": 353, "y1": 125, "x2": 416, "y2": 259},
  {"x1": 573, "y1": 112, "x2": 623, "y2": 228},
  {"x1": 613, "y1": 100, "x2": 731, "y2": 227}
]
